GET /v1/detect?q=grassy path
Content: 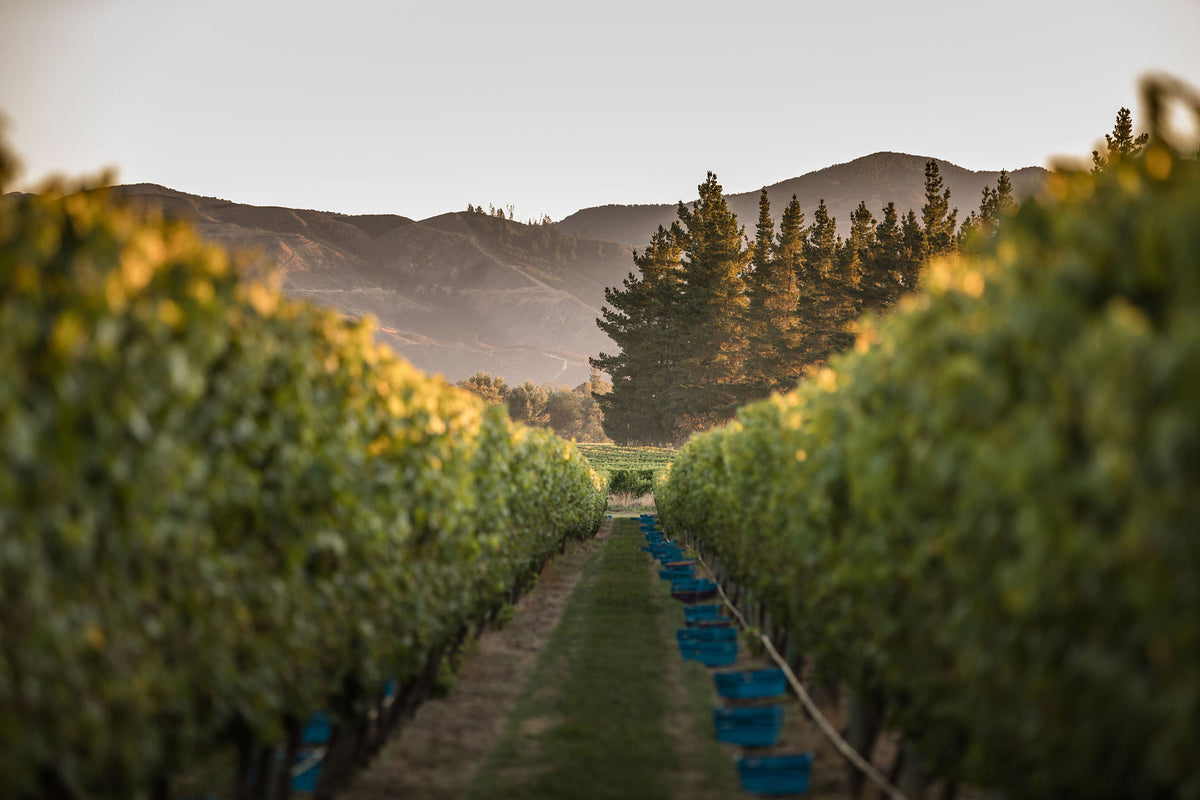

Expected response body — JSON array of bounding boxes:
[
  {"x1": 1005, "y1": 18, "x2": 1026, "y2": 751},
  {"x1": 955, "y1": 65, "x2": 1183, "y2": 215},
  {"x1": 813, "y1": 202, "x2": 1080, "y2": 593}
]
[
  {"x1": 465, "y1": 517, "x2": 740, "y2": 800},
  {"x1": 342, "y1": 525, "x2": 608, "y2": 800},
  {"x1": 344, "y1": 513, "x2": 968, "y2": 800}
]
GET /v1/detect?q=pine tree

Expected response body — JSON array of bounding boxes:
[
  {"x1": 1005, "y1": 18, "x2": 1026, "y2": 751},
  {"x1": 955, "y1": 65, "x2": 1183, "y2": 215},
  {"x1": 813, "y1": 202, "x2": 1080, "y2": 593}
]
[
  {"x1": 901, "y1": 208, "x2": 926, "y2": 287},
  {"x1": 743, "y1": 188, "x2": 776, "y2": 394},
  {"x1": 750, "y1": 187, "x2": 774, "y2": 276},
  {"x1": 798, "y1": 198, "x2": 840, "y2": 367},
  {"x1": 1092, "y1": 107, "x2": 1149, "y2": 173},
  {"x1": 921, "y1": 160, "x2": 958, "y2": 256},
  {"x1": 746, "y1": 191, "x2": 806, "y2": 393},
  {"x1": 957, "y1": 185, "x2": 994, "y2": 246},
  {"x1": 668, "y1": 172, "x2": 750, "y2": 436},
  {"x1": 994, "y1": 169, "x2": 1016, "y2": 215},
  {"x1": 861, "y1": 201, "x2": 905, "y2": 313},
  {"x1": 591, "y1": 225, "x2": 682, "y2": 443},
  {"x1": 960, "y1": 168, "x2": 1018, "y2": 248},
  {"x1": 839, "y1": 200, "x2": 874, "y2": 307}
]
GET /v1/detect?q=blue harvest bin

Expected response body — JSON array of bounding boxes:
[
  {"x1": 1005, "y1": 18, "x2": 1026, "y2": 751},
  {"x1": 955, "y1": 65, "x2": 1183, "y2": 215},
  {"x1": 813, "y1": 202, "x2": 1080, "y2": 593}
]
[
  {"x1": 680, "y1": 639, "x2": 739, "y2": 667},
  {"x1": 668, "y1": 575, "x2": 703, "y2": 590},
  {"x1": 677, "y1": 627, "x2": 738, "y2": 643},
  {"x1": 714, "y1": 668, "x2": 787, "y2": 700},
  {"x1": 660, "y1": 567, "x2": 696, "y2": 580},
  {"x1": 671, "y1": 578, "x2": 717, "y2": 593},
  {"x1": 290, "y1": 747, "x2": 326, "y2": 793},
  {"x1": 300, "y1": 712, "x2": 332, "y2": 745},
  {"x1": 684, "y1": 604, "x2": 724, "y2": 621},
  {"x1": 686, "y1": 616, "x2": 732, "y2": 629},
  {"x1": 713, "y1": 705, "x2": 784, "y2": 747},
  {"x1": 670, "y1": 578, "x2": 717, "y2": 599},
  {"x1": 737, "y1": 753, "x2": 814, "y2": 795},
  {"x1": 673, "y1": 589, "x2": 718, "y2": 604}
]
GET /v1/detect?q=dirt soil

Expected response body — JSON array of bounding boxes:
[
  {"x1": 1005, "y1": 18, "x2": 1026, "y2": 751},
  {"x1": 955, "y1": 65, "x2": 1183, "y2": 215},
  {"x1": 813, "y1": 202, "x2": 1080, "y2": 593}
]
[{"x1": 340, "y1": 520, "x2": 612, "y2": 800}]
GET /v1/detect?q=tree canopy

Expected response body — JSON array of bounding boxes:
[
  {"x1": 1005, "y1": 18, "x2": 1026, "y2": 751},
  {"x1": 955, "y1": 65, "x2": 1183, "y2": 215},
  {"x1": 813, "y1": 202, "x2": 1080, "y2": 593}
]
[{"x1": 590, "y1": 162, "x2": 1005, "y2": 444}]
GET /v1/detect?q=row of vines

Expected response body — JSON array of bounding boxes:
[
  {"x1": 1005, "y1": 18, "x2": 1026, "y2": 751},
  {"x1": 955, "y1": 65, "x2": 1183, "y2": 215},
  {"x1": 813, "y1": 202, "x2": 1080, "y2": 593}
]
[
  {"x1": 0, "y1": 146, "x2": 607, "y2": 798},
  {"x1": 658, "y1": 122, "x2": 1200, "y2": 796}
]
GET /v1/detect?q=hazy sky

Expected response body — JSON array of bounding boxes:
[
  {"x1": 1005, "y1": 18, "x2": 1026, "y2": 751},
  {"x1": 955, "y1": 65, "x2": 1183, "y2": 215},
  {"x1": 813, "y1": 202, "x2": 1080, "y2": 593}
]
[{"x1": 2, "y1": 0, "x2": 1198, "y2": 222}]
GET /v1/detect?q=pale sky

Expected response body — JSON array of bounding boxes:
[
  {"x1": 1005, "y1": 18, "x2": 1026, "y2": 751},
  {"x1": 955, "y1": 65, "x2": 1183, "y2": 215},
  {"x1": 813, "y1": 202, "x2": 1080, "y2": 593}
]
[{"x1": 2, "y1": 0, "x2": 1198, "y2": 222}]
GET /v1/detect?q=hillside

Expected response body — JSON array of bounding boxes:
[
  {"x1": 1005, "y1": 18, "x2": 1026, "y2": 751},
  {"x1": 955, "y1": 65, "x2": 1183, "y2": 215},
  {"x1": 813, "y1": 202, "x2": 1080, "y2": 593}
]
[
  {"x1": 114, "y1": 184, "x2": 634, "y2": 386},
  {"x1": 106, "y1": 153, "x2": 1047, "y2": 386},
  {"x1": 556, "y1": 152, "x2": 1048, "y2": 249}
]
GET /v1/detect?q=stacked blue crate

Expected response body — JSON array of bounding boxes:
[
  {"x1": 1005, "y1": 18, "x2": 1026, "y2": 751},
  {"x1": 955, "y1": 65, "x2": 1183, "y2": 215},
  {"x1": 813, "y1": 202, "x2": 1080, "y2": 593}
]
[
  {"x1": 290, "y1": 712, "x2": 332, "y2": 793},
  {"x1": 636, "y1": 515, "x2": 815, "y2": 794},
  {"x1": 712, "y1": 705, "x2": 784, "y2": 747},
  {"x1": 713, "y1": 668, "x2": 787, "y2": 700},
  {"x1": 737, "y1": 753, "x2": 814, "y2": 795},
  {"x1": 684, "y1": 603, "x2": 723, "y2": 622},
  {"x1": 670, "y1": 578, "x2": 719, "y2": 603}
]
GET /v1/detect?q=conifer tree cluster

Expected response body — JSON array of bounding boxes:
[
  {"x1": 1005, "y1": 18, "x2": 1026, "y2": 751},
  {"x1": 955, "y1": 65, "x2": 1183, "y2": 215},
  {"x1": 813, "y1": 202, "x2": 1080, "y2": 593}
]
[{"x1": 591, "y1": 163, "x2": 1016, "y2": 444}]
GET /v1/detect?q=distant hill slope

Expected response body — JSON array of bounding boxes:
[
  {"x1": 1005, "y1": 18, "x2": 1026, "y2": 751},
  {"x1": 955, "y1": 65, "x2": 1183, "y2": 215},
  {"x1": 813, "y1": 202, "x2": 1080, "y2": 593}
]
[
  {"x1": 106, "y1": 153, "x2": 1047, "y2": 385},
  {"x1": 115, "y1": 184, "x2": 633, "y2": 386},
  {"x1": 556, "y1": 152, "x2": 1049, "y2": 249}
]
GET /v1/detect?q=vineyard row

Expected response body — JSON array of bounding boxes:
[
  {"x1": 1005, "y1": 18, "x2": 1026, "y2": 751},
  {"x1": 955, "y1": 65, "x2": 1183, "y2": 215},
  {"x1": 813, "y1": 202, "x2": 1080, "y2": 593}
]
[
  {"x1": 657, "y1": 141, "x2": 1200, "y2": 800},
  {"x1": 0, "y1": 167, "x2": 607, "y2": 799}
]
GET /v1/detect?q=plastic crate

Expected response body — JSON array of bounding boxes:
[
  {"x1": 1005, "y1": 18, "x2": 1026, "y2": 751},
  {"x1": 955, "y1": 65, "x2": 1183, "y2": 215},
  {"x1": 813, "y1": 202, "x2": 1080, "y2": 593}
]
[
  {"x1": 290, "y1": 747, "x2": 326, "y2": 793},
  {"x1": 680, "y1": 639, "x2": 739, "y2": 667},
  {"x1": 677, "y1": 627, "x2": 738, "y2": 643},
  {"x1": 684, "y1": 604, "x2": 724, "y2": 621},
  {"x1": 672, "y1": 589, "x2": 719, "y2": 604},
  {"x1": 714, "y1": 668, "x2": 787, "y2": 700},
  {"x1": 686, "y1": 617, "x2": 733, "y2": 629},
  {"x1": 670, "y1": 578, "x2": 717, "y2": 592},
  {"x1": 737, "y1": 753, "x2": 814, "y2": 795},
  {"x1": 300, "y1": 712, "x2": 332, "y2": 745},
  {"x1": 713, "y1": 705, "x2": 784, "y2": 747}
]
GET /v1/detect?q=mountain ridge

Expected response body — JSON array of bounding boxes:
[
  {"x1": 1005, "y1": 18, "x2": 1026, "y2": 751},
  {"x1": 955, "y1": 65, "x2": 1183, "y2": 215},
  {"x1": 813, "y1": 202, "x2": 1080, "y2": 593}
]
[
  {"x1": 114, "y1": 183, "x2": 633, "y2": 385},
  {"x1": 556, "y1": 151, "x2": 1049, "y2": 249},
  {"x1": 100, "y1": 151, "x2": 1048, "y2": 386}
]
